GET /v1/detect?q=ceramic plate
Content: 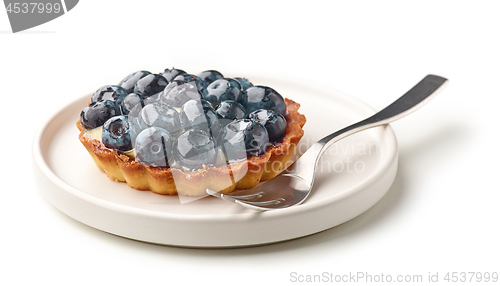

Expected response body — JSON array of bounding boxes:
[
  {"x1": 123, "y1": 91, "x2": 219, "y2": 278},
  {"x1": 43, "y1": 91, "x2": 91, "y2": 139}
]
[{"x1": 32, "y1": 76, "x2": 398, "y2": 248}]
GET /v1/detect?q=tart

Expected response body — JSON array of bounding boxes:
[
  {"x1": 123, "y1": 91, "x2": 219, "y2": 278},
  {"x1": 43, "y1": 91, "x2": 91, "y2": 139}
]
[{"x1": 78, "y1": 69, "x2": 306, "y2": 196}]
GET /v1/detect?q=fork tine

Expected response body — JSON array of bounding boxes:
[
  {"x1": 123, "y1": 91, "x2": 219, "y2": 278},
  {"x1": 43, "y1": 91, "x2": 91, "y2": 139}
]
[
  {"x1": 205, "y1": 189, "x2": 222, "y2": 198},
  {"x1": 206, "y1": 189, "x2": 266, "y2": 200},
  {"x1": 237, "y1": 198, "x2": 286, "y2": 206},
  {"x1": 221, "y1": 192, "x2": 266, "y2": 200},
  {"x1": 234, "y1": 198, "x2": 286, "y2": 211},
  {"x1": 206, "y1": 189, "x2": 241, "y2": 204},
  {"x1": 206, "y1": 189, "x2": 286, "y2": 211}
]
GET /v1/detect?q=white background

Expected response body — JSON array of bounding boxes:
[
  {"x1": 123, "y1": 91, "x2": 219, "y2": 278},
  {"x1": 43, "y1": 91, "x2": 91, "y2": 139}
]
[{"x1": 1, "y1": 1, "x2": 499, "y2": 285}]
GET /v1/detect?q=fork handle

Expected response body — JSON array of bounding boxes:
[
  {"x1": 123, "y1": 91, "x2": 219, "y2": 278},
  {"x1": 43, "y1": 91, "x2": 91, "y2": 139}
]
[{"x1": 290, "y1": 74, "x2": 449, "y2": 183}]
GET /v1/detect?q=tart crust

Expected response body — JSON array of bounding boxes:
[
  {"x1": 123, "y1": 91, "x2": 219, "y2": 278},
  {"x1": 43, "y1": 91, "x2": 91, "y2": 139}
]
[{"x1": 77, "y1": 98, "x2": 306, "y2": 196}]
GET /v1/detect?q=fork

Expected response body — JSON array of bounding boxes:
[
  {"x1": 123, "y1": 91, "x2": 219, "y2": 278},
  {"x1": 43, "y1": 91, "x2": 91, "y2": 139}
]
[{"x1": 206, "y1": 75, "x2": 448, "y2": 211}]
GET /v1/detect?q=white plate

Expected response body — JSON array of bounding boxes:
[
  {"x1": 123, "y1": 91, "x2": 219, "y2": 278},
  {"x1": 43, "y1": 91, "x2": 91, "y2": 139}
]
[{"x1": 32, "y1": 77, "x2": 398, "y2": 248}]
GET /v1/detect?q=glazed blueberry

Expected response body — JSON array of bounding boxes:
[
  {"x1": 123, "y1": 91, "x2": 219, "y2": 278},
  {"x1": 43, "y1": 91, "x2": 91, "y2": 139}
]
[
  {"x1": 161, "y1": 68, "x2": 186, "y2": 82},
  {"x1": 120, "y1": 93, "x2": 144, "y2": 115},
  {"x1": 119, "y1": 71, "x2": 151, "y2": 93},
  {"x1": 202, "y1": 78, "x2": 242, "y2": 106},
  {"x1": 102, "y1": 115, "x2": 132, "y2": 152},
  {"x1": 219, "y1": 119, "x2": 269, "y2": 161},
  {"x1": 215, "y1": 100, "x2": 246, "y2": 127},
  {"x1": 138, "y1": 102, "x2": 182, "y2": 137},
  {"x1": 135, "y1": 127, "x2": 174, "y2": 167},
  {"x1": 91, "y1": 85, "x2": 128, "y2": 105},
  {"x1": 173, "y1": 129, "x2": 217, "y2": 171},
  {"x1": 80, "y1": 100, "x2": 121, "y2": 129},
  {"x1": 234, "y1": 77, "x2": 253, "y2": 91},
  {"x1": 197, "y1": 70, "x2": 223, "y2": 85},
  {"x1": 160, "y1": 81, "x2": 202, "y2": 108},
  {"x1": 180, "y1": 99, "x2": 221, "y2": 138},
  {"x1": 134, "y1": 74, "x2": 169, "y2": 97},
  {"x1": 173, "y1": 74, "x2": 207, "y2": 92},
  {"x1": 239, "y1": 86, "x2": 286, "y2": 117},
  {"x1": 248, "y1": 109, "x2": 286, "y2": 143}
]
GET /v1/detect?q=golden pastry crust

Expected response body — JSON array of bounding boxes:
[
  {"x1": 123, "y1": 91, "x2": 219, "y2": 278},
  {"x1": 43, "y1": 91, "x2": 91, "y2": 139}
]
[{"x1": 77, "y1": 98, "x2": 306, "y2": 196}]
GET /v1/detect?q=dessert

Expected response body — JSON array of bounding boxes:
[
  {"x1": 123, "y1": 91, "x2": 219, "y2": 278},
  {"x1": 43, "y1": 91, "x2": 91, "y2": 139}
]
[{"x1": 77, "y1": 68, "x2": 306, "y2": 196}]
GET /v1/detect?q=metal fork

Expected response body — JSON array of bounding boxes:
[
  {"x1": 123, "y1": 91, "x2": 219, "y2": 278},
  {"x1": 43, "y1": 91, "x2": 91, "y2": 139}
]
[{"x1": 206, "y1": 75, "x2": 448, "y2": 211}]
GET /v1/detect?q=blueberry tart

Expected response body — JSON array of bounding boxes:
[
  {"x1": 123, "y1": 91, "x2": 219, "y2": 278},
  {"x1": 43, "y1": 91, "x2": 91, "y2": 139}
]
[{"x1": 77, "y1": 68, "x2": 306, "y2": 196}]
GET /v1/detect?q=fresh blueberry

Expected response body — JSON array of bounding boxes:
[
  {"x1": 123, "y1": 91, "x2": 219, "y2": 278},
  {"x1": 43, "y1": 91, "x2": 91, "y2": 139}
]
[
  {"x1": 248, "y1": 109, "x2": 287, "y2": 143},
  {"x1": 180, "y1": 99, "x2": 221, "y2": 138},
  {"x1": 173, "y1": 129, "x2": 217, "y2": 171},
  {"x1": 134, "y1": 74, "x2": 169, "y2": 97},
  {"x1": 202, "y1": 78, "x2": 242, "y2": 106},
  {"x1": 219, "y1": 119, "x2": 269, "y2": 161},
  {"x1": 91, "y1": 85, "x2": 128, "y2": 105},
  {"x1": 135, "y1": 127, "x2": 174, "y2": 167},
  {"x1": 238, "y1": 86, "x2": 286, "y2": 117},
  {"x1": 234, "y1": 77, "x2": 253, "y2": 91},
  {"x1": 160, "y1": 81, "x2": 202, "y2": 108},
  {"x1": 161, "y1": 68, "x2": 186, "y2": 82},
  {"x1": 173, "y1": 74, "x2": 207, "y2": 92},
  {"x1": 197, "y1": 70, "x2": 223, "y2": 85},
  {"x1": 138, "y1": 102, "x2": 182, "y2": 137},
  {"x1": 119, "y1": 71, "x2": 151, "y2": 93},
  {"x1": 214, "y1": 100, "x2": 246, "y2": 127},
  {"x1": 80, "y1": 100, "x2": 121, "y2": 129},
  {"x1": 120, "y1": 93, "x2": 144, "y2": 115},
  {"x1": 102, "y1": 115, "x2": 132, "y2": 152}
]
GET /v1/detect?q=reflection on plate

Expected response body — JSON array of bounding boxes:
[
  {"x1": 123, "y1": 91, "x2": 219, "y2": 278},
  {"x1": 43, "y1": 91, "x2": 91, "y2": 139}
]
[{"x1": 32, "y1": 76, "x2": 398, "y2": 248}]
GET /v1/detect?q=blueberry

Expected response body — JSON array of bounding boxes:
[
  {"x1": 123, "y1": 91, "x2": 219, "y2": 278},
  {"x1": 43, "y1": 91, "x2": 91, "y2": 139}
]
[
  {"x1": 135, "y1": 127, "x2": 174, "y2": 167},
  {"x1": 202, "y1": 78, "x2": 242, "y2": 106},
  {"x1": 180, "y1": 99, "x2": 221, "y2": 138},
  {"x1": 160, "y1": 81, "x2": 202, "y2": 108},
  {"x1": 80, "y1": 100, "x2": 121, "y2": 129},
  {"x1": 197, "y1": 70, "x2": 224, "y2": 85},
  {"x1": 102, "y1": 115, "x2": 132, "y2": 152},
  {"x1": 173, "y1": 74, "x2": 207, "y2": 92},
  {"x1": 120, "y1": 93, "x2": 144, "y2": 115},
  {"x1": 238, "y1": 86, "x2": 286, "y2": 117},
  {"x1": 91, "y1": 85, "x2": 128, "y2": 105},
  {"x1": 161, "y1": 68, "x2": 186, "y2": 82},
  {"x1": 248, "y1": 109, "x2": 286, "y2": 143},
  {"x1": 234, "y1": 77, "x2": 253, "y2": 91},
  {"x1": 119, "y1": 71, "x2": 151, "y2": 93},
  {"x1": 173, "y1": 129, "x2": 217, "y2": 171},
  {"x1": 134, "y1": 74, "x2": 169, "y2": 97},
  {"x1": 138, "y1": 102, "x2": 182, "y2": 137},
  {"x1": 219, "y1": 119, "x2": 269, "y2": 161},
  {"x1": 214, "y1": 100, "x2": 246, "y2": 127}
]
